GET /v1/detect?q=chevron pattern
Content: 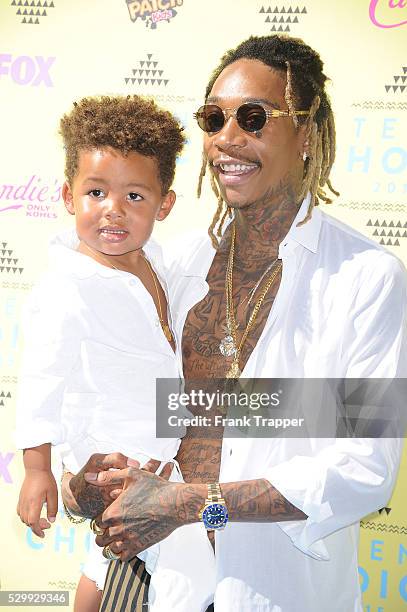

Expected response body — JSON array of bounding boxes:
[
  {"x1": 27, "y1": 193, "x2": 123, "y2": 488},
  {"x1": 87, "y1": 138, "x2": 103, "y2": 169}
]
[
  {"x1": 361, "y1": 522, "x2": 407, "y2": 534},
  {"x1": 352, "y1": 101, "x2": 407, "y2": 110}
]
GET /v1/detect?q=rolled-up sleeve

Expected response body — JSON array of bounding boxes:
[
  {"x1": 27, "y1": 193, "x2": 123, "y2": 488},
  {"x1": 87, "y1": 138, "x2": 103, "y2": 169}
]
[
  {"x1": 15, "y1": 278, "x2": 82, "y2": 449},
  {"x1": 263, "y1": 254, "x2": 407, "y2": 560}
]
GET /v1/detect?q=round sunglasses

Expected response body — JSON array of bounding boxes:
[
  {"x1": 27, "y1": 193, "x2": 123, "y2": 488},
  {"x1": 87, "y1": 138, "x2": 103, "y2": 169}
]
[{"x1": 194, "y1": 103, "x2": 310, "y2": 134}]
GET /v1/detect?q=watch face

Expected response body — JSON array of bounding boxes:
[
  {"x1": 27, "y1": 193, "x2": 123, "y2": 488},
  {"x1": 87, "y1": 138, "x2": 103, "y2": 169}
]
[{"x1": 202, "y1": 503, "x2": 229, "y2": 529}]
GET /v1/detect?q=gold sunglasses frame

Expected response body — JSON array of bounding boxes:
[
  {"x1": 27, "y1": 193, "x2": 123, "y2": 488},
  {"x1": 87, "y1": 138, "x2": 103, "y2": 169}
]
[{"x1": 194, "y1": 103, "x2": 310, "y2": 132}]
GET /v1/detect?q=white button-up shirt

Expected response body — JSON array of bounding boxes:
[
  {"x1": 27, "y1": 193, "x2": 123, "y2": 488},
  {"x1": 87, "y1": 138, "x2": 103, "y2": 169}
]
[
  {"x1": 15, "y1": 230, "x2": 181, "y2": 472},
  {"x1": 165, "y1": 198, "x2": 407, "y2": 612}
]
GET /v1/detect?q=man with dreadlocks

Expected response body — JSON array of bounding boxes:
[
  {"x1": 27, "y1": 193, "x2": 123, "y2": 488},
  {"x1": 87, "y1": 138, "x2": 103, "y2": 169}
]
[{"x1": 64, "y1": 35, "x2": 406, "y2": 611}]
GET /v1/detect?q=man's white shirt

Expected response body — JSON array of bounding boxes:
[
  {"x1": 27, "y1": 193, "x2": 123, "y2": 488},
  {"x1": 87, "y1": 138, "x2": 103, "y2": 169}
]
[{"x1": 164, "y1": 197, "x2": 407, "y2": 612}]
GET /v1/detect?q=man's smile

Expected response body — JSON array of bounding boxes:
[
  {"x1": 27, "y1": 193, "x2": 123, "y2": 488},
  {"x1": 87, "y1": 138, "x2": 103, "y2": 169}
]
[{"x1": 212, "y1": 155, "x2": 260, "y2": 185}]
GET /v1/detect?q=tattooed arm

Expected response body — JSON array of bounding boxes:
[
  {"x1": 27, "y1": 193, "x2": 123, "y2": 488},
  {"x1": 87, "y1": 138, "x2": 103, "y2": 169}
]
[{"x1": 90, "y1": 467, "x2": 306, "y2": 561}]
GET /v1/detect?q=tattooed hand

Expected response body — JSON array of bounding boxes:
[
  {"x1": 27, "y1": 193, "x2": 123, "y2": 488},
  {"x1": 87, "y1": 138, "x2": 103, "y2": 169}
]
[
  {"x1": 62, "y1": 452, "x2": 130, "y2": 519},
  {"x1": 88, "y1": 466, "x2": 205, "y2": 561}
]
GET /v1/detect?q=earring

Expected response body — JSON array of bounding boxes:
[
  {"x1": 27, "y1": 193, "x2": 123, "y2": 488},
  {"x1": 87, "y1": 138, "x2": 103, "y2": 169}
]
[
  {"x1": 302, "y1": 151, "x2": 308, "y2": 161},
  {"x1": 255, "y1": 131, "x2": 262, "y2": 139}
]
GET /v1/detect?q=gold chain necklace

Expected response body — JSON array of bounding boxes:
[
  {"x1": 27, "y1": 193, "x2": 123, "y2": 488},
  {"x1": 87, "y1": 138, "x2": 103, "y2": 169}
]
[
  {"x1": 219, "y1": 224, "x2": 282, "y2": 378},
  {"x1": 141, "y1": 255, "x2": 174, "y2": 343},
  {"x1": 81, "y1": 243, "x2": 174, "y2": 343}
]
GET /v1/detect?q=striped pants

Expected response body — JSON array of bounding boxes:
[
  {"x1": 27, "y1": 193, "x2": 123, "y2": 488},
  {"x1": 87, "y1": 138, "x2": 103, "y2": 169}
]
[{"x1": 100, "y1": 558, "x2": 214, "y2": 612}]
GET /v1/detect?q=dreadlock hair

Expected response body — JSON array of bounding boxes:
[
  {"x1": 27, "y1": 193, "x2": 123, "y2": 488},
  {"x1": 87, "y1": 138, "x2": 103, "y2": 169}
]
[
  {"x1": 197, "y1": 35, "x2": 339, "y2": 247},
  {"x1": 60, "y1": 95, "x2": 185, "y2": 194}
]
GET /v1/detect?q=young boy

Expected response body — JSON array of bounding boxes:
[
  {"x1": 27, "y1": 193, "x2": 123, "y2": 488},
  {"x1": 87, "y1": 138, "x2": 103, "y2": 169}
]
[{"x1": 15, "y1": 95, "x2": 186, "y2": 611}]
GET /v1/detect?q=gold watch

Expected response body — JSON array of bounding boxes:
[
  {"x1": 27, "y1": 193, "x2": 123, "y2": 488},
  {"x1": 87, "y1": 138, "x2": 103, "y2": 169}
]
[{"x1": 198, "y1": 483, "x2": 229, "y2": 530}]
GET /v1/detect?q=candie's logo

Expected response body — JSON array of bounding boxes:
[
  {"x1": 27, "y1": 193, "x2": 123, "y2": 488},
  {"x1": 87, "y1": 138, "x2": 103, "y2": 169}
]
[
  {"x1": 369, "y1": 0, "x2": 407, "y2": 28},
  {"x1": 0, "y1": 175, "x2": 62, "y2": 218},
  {"x1": 126, "y1": 0, "x2": 183, "y2": 29}
]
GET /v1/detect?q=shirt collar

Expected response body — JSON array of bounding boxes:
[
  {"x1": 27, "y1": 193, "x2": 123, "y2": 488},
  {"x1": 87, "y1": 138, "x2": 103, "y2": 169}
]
[
  {"x1": 279, "y1": 193, "x2": 322, "y2": 256},
  {"x1": 182, "y1": 194, "x2": 322, "y2": 279},
  {"x1": 49, "y1": 228, "x2": 163, "y2": 279}
]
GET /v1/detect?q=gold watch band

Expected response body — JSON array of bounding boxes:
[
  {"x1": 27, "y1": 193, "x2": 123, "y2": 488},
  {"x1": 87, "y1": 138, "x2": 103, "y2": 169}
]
[{"x1": 207, "y1": 482, "x2": 225, "y2": 504}]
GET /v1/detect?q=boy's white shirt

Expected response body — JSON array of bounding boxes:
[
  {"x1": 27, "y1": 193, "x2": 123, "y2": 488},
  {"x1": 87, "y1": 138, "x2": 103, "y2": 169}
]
[
  {"x1": 15, "y1": 228, "x2": 181, "y2": 467},
  {"x1": 15, "y1": 229, "x2": 184, "y2": 582}
]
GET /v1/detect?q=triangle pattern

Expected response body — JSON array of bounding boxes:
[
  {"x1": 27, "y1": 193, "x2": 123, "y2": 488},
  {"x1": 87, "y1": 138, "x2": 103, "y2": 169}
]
[{"x1": 125, "y1": 55, "x2": 168, "y2": 87}]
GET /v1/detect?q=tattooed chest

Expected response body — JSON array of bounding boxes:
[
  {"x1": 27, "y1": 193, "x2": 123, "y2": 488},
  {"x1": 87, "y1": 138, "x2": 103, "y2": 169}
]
[{"x1": 182, "y1": 271, "x2": 281, "y2": 379}]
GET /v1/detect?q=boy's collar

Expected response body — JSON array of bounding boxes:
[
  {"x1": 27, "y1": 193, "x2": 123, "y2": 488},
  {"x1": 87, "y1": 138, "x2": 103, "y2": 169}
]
[{"x1": 49, "y1": 228, "x2": 162, "y2": 279}]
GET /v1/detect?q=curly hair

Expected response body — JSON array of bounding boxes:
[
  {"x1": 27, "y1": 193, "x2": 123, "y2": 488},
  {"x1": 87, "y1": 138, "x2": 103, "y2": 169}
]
[
  {"x1": 60, "y1": 95, "x2": 185, "y2": 193},
  {"x1": 197, "y1": 35, "x2": 339, "y2": 247}
]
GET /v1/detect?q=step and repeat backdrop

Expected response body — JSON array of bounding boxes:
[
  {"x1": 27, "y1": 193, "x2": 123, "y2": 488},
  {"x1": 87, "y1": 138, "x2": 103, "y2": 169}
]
[{"x1": 1, "y1": 1, "x2": 406, "y2": 610}]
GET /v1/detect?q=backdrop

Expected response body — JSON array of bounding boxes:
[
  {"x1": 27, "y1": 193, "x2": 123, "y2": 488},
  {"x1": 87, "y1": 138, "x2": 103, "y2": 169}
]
[{"x1": 0, "y1": 1, "x2": 406, "y2": 610}]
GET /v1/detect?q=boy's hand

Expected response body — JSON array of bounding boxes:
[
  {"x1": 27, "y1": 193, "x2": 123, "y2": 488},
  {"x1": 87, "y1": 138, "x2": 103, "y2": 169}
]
[{"x1": 17, "y1": 469, "x2": 58, "y2": 538}]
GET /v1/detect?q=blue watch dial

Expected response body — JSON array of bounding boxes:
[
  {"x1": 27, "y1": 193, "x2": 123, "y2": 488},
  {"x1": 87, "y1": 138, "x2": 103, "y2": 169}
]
[{"x1": 202, "y1": 503, "x2": 229, "y2": 529}]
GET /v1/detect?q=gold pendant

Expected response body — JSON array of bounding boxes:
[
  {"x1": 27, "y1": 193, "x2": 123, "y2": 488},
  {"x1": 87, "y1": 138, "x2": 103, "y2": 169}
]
[
  {"x1": 219, "y1": 334, "x2": 237, "y2": 357},
  {"x1": 226, "y1": 360, "x2": 241, "y2": 378},
  {"x1": 161, "y1": 323, "x2": 173, "y2": 343}
]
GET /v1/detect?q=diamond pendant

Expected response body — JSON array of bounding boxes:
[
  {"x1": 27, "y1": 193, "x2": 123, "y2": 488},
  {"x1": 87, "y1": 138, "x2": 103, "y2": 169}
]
[
  {"x1": 219, "y1": 334, "x2": 237, "y2": 357},
  {"x1": 225, "y1": 360, "x2": 241, "y2": 379}
]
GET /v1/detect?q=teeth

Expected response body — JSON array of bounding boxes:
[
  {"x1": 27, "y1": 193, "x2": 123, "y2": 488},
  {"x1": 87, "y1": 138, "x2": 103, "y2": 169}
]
[
  {"x1": 219, "y1": 163, "x2": 256, "y2": 172},
  {"x1": 101, "y1": 229, "x2": 126, "y2": 234}
]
